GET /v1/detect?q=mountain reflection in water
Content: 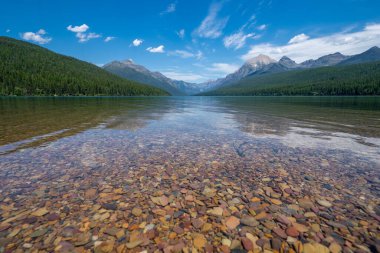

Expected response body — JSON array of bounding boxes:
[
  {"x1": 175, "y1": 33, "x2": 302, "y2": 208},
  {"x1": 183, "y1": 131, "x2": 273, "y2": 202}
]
[{"x1": 1, "y1": 97, "x2": 379, "y2": 160}]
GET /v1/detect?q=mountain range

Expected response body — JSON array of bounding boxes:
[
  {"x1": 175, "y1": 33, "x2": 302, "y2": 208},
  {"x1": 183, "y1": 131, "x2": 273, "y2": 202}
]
[
  {"x1": 201, "y1": 60, "x2": 380, "y2": 96},
  {"x1": 103, "y1": 60, "x2": 204, "y2": 95},
  {"x1": 103, "y1": 46, "x2": 380, "y2": 95},
  {"x1": 195, "y1": 46, "x2": 380, "y2": 92},
  {"x1": 0, "y1": 35, "x2": 379, "y2": 96}
]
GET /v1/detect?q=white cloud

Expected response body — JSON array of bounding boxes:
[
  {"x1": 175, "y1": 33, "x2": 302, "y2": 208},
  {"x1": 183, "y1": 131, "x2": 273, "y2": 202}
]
[
  {"x1": 104, "y1": 36, "x2": 116, "y2": 42},
  {"x1": 169, "y1": 50, "x2": 194, "y2": 58},
  {"x1": 132, "y1": 39, "x2": 143, "y2": 47},
  {"x1": 161, "y1": 2, "x2": 176, "y2": 15},
  {"x1": 168, "y1": 50, "x2": 203, "y2": 59},
  {"x1": 21, "y1": 29, "x2": 52, "y2": 44},
  {"x1": 146, "y1": 45, "x2": 165, "y2": 53},
  {"x1": 67, "y1": 24, "x2": 89, "y2": 33},
  {"x1": 193, "y1": 2, "x2": 229, "y2": 39},
  {"x1": 161, "y1": 71, "x2": 206, "y2": 82},
  {"x1": 207, "y1": 63, "x2": 240, "y2": 75},
  {"x1": 257, "y1": 24, "x2": 267, "y2": 31},
  {"x1": 288, "y1": 33, "x2": 309, "y2": 44},
  {"x1": 223, "y1": 13, "x2": 262, "y2": 50},
  {"x1": 224, "y1": 31, "x2": 256, "y2": 50},
  {"x1": 67, "y1": 24, "x2": 100, "y2": 43},
  {"x1": 76, "y1": 32, "x2": 101, "y2": 43},
  {"x1": 242, "y1": 23, "x2": 380, "y2": 63},
  {"x1": 6, "y1": 29, "x2": 10, "y2": 33},
  {"x1": 239, "y1": 15, "x2": 257, "y2": 31},
  {"x1": 177, "y1": 29, "x2": 185, "y2": 39}
]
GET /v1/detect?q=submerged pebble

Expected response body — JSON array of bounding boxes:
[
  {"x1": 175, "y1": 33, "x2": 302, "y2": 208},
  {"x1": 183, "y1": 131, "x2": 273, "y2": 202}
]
[{"x1": 0, "y1": 98, "x2": 379, "y2": 252}]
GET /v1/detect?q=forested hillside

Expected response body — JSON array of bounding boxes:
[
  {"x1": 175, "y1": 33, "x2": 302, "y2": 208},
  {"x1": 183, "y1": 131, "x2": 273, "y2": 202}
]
[
  {"x1": 0, "y1": 37, "x2": 168, "y2": 96},
  {"x1": 201, "y1": 61, "x2": 380, "y2": 96}
]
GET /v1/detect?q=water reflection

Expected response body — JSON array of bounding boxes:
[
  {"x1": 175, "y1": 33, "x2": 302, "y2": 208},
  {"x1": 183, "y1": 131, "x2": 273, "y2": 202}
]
[
  {"x1": 205, "y1": 97, "x2": 380, "y2": 162},
  {"x1": 0, "y1": 97, "x2": 174, "y2": 153},
  {"x1": 212, "y1": 96, "x2": 380, "y2": 138},
  {"x1": 1, "y1": 97, "x2": 379, "y2": 252},
  {"x1": 0, "y1": 97, "x2": 379, "y2": 161}
]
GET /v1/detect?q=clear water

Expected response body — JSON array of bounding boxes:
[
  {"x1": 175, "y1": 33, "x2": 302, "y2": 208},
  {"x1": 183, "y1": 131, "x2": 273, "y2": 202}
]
[
  {"x1": 0, "y1": 96, "x2": 379, "y2": 251},
  {"x1": 1, "y1": 97, "x2": 379, "y2": 163}
]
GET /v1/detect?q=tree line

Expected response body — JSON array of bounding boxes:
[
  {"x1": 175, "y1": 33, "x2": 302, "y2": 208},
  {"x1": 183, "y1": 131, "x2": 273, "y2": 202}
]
[{"x1": 202, "y1": 61, "x2": 380, "y2": 96}]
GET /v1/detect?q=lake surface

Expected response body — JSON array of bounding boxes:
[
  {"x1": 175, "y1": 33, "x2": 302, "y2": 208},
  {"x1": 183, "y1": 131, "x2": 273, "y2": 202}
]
[
  {"x1": 1, "y1": 97, "x2": 380, "y2": 162},
  {"x1": 0, "y1": 96, "x2": 379, "y2": 252}
]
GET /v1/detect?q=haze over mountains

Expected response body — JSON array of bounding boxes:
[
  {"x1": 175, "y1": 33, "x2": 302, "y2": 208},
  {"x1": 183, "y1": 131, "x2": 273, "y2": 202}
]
[{"x1": 103, "y1": 46, "x2": 380, "y2": 95}]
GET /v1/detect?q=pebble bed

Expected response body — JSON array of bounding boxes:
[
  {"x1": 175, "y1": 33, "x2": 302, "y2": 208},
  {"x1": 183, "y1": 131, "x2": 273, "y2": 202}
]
[{"x1": 0, "y1": 101, "x2": 379, "y2": 253}]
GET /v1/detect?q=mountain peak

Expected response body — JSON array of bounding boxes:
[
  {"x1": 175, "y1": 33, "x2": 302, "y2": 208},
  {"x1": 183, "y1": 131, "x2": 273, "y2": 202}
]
[
  {"x1": 338, "y1": 45, "x2": 380, "y2": 65},
  {"x1": 279, "y1": 56, "x2": 298, "y2": 68},
  {"x1": 367, "y1": 46, "x2": 380, "y2": 52},
  {"x1": 357, "y1": 46, "x2": 380, "y2": 56},
  {"x1": 300, "y1": 52, "x2": 348, "y2": 68},
  {"x1": 120, "y1": 59, "x2": 134, "y2": 65},
  {"x1": 246, "y1": 54, "x2": 276, "y2": 66},
  {"x1": 279, "y1": 56, "x2": 291, "y2": 61},
  {"x1": 104, "y1": 59, "x2": 135, "y2": 68},
  {"x1": 319, "y1": 52, "x2": 347, "y2": 60},
  {"x1": 329, "y1": 52, "x2": 344, "y2": 57}
]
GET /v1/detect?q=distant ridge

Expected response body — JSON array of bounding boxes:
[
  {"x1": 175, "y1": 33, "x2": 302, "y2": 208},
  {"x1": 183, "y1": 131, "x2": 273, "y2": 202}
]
[
  {"x1": 338, "y1": 46, "x2": 380, "y2": 65},
  {"x1": 103, "y1": 60, "x2": 184, "y2": 95},
  {"x1": 300, "y1": 52, "x2": 349, "y2": 68},
  {"x1": 102, "y1": 46, "x2": 380, "y2": 95},
  {"x1": 200, "y1": 61, "x2": 380, "y2": 96},
  {"x1": 103, "y1": 60, "x2": 204, "y2": 95},
  {"x1": 197, "y1": 46, "x2": 380, "y2": 92},
  {"x1": 278, "y1": 56, "x2": 298, "y2": 68}
]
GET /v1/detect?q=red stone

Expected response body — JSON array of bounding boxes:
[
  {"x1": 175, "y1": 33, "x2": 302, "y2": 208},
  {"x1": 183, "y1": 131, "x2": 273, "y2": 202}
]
[
  {"x1": 241, "y1": 237, "x2": 253, "y2": 251},
  {"x1": 286, "y1": 226, "x2": 300, "y2": 237},
  {"x1": 192, "y1": 218, "x2": 204, "y2": 229},
  {"x1": 273, "y1": 227, "x2": 287, "y2": 239},
  {"x1": 220, "y1": 245, "x2": 230, "y2": 253}
]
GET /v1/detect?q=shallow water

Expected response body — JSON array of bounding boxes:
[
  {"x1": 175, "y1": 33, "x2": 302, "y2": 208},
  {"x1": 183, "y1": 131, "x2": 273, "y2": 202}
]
[{"x1": 0, "y1": 96, "x2": 379, "y2": 251}]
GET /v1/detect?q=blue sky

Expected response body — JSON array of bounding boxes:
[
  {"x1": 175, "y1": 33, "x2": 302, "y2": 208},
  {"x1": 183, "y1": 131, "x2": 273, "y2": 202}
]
[{"x1": 1, "y1": 0, "x2": 380, "y2": 82}]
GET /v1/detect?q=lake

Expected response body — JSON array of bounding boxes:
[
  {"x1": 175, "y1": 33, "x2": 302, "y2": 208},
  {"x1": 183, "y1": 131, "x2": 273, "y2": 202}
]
[{"x1": 0, "y1": 96, "x2": 379, "y2": 252}]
